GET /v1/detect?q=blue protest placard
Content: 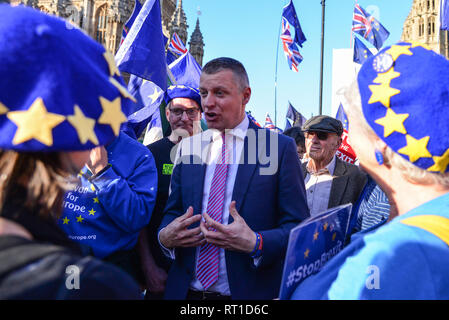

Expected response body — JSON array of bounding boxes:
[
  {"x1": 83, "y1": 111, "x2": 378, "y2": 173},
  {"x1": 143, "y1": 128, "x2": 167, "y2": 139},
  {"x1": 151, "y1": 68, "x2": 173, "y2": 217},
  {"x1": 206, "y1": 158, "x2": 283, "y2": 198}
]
[{"x1": 279, "y1": 203, "x2": 353, "y2": 300}]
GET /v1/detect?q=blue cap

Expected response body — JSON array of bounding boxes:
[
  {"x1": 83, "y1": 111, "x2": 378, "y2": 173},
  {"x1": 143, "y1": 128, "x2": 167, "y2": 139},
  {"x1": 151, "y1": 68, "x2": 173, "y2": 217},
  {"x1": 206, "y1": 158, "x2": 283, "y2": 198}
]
[
  {"x1": 358, "y1": 41, "x2": 449, "y2": 173},
  {"x1": 0, "y1": 4, "x2": 135, "y2": 152},
  {"x1": 164, "y1": 85, "x2": 202, "y2": 111}
]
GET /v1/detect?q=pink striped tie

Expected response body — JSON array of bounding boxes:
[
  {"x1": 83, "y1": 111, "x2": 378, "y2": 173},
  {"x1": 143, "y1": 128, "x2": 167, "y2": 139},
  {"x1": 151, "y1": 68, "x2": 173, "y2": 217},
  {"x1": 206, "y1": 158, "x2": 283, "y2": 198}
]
[{"x1": 196, "y1": 133, "x2": 228, "y2": 290}]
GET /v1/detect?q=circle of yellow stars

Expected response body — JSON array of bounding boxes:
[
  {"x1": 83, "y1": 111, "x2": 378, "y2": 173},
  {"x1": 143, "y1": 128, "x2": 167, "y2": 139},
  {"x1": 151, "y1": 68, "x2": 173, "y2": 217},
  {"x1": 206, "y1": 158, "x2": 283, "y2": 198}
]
[
  {"x1": 366, "y1": 42, "x2": 449, "y2": 173},
  {"x1": 0, "y1": 49, "x2": 133, "y2": 148},
  {"x1": 303, "y1": 221, "x2": 338, "y2": 259}
]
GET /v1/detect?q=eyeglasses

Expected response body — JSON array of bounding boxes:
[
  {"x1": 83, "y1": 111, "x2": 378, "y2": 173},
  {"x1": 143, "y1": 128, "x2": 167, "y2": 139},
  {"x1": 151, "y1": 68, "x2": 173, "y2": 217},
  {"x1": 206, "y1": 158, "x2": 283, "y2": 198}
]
[
  {"x1": 305, "y1": 131, "x2": 330, "y2": 141},
  {"x1": 169, "y1": 108, "x2": 200, "y2": 118}
]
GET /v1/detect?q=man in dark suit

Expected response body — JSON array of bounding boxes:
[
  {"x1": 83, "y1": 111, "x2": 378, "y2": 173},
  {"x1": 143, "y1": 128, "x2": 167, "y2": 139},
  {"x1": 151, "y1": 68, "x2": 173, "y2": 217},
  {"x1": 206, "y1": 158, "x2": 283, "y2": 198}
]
[
  {"x1": 158, "y1": 57, "x2": 309, "y2": 300},
  {"x1": 301, "y1": 116, "x2": 367, "y2": 216}
]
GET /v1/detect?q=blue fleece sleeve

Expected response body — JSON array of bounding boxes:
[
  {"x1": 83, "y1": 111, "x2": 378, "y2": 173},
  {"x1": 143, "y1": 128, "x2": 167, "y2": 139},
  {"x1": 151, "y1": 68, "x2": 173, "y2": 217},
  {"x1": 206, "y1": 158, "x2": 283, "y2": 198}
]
[{"x1": 90, "y1": 152, "x2": 158, "y2": 233}]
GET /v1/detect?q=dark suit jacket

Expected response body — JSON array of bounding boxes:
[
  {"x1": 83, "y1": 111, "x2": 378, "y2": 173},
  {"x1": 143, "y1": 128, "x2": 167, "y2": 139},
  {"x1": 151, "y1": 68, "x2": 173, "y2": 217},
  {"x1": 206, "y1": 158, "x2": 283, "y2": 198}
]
[
  {"x1": 302, "y1": 156, "x2": 367, "y2": 209},
  {"x1": 159, "y1": 120, "x2": 310, "y2": 300}
]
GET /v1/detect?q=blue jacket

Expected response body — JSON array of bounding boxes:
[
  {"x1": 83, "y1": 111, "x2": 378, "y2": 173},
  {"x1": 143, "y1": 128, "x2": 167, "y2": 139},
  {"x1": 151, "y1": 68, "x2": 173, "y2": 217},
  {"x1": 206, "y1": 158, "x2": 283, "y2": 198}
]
[
  {"x1": 159, "y1": 120, "x2": 310, "y2": 299},
  {"x1": 291, "y1": 192, "x2": 449, "y2": 299},
  {"x1": 59, "y1": 132, "x2": 158, "y2": 258}
]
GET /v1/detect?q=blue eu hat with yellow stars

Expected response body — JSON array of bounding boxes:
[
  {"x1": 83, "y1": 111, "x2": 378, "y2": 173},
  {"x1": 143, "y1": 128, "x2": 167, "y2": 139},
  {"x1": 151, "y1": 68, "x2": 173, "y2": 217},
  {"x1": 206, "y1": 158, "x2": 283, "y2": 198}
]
[
  {"x1": 0, "y1": 4, "x2": 135, "y2": 152},
  {"x1": 358, "y1": 41, "x2": 449, "y2": 174},
  {"x1": 164, "y1": 85, "x2": 202, "y2": 111}
]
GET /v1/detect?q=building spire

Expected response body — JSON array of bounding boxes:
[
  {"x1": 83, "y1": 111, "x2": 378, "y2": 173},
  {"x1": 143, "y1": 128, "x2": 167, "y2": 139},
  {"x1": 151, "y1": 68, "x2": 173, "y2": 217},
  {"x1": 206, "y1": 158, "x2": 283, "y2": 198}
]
[
  {"x1": 189, "y1": 17, "x2": 205, "y2": 66},
  {"x1": 170, "y1": 0, "x2": 188, "y2": 44}
]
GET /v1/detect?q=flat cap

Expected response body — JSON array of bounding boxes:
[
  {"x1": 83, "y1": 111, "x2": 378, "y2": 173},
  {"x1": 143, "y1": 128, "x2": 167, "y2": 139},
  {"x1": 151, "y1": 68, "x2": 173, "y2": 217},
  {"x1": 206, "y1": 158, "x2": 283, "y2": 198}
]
[{"x1": 302, "y1": 115, "x2": 343, "y2": 137}]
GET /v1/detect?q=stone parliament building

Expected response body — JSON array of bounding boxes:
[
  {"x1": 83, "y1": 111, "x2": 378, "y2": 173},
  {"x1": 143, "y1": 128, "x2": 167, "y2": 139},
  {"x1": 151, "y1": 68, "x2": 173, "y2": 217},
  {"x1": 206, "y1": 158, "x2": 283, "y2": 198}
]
[
  {"x1": 5, "y1": 0, "x2": 205, "y2": 66},
  {"x1": 401, "y1": 0, "x2": 449, "y2": 58}
]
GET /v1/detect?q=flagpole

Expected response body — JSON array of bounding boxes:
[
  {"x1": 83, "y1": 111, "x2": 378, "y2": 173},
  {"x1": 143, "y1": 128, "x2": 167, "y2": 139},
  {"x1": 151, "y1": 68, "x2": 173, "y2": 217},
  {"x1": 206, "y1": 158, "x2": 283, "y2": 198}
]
[
  {"x1": 274, "y1": 15, "x2": 282, "y2": 128},
  {"x1": 318, "y1": 0, "x2": 326, "y2": 116}
]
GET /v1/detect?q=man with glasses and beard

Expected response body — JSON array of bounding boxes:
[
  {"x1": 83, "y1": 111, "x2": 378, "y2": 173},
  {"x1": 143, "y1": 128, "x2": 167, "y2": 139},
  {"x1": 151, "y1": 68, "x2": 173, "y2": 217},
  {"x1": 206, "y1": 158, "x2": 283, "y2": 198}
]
[{"x1": 301, "y1": 115, "x2": 366, "y2": 217}]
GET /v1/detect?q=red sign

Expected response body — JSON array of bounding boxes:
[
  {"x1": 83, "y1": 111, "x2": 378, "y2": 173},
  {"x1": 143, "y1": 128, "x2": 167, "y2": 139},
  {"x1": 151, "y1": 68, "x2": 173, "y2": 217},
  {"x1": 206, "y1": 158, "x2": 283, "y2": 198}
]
[{"x1": 336, "y1": 130, "x2": 357, "y2": 164}]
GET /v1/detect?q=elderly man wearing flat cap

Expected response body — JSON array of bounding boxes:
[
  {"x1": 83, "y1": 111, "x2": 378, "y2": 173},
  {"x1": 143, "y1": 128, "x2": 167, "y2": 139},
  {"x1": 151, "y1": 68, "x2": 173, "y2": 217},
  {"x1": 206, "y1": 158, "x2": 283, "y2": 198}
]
[
  {"x1": 301, "y1": 115, "x2": 366, "y2": 217},
  {"x1": 140, "y1": 85, "x2": 202, "y2": 299}
]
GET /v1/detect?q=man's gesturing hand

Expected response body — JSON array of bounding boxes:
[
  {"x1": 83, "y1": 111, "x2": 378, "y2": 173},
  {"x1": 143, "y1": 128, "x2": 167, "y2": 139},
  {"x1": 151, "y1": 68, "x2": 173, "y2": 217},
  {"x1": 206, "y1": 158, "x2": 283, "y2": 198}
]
[
  {"x1": 200, "y1": 201, "x2": 257, "y2": 253},
  {"x1": 159, "y1": 207, "x2": 205, "y2": 249}
]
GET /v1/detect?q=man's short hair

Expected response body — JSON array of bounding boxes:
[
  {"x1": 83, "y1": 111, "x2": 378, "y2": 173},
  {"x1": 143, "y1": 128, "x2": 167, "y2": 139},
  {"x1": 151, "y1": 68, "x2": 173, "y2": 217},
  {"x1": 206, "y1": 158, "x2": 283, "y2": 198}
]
[{"x1": 202, "y1": 57, "x2": 250, "y2": 90}]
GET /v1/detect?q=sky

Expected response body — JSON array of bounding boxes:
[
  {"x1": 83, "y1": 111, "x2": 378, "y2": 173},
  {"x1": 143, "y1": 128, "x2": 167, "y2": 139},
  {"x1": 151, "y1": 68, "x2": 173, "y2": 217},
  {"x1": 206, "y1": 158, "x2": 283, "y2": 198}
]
[{"x1": 181, "y1": 0, "x2": 414, "y2": 129}]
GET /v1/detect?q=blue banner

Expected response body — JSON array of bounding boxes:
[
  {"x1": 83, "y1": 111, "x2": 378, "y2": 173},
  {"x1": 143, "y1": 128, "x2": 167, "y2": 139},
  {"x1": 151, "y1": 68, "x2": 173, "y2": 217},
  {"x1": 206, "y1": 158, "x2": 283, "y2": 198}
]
[{"x1": 279, "y1": 203, "x2": 353, "y2": 300}]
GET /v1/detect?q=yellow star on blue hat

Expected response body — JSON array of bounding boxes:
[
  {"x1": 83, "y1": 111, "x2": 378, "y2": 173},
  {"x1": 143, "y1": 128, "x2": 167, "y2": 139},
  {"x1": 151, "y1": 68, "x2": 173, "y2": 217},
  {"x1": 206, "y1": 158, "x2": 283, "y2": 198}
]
[
  {"x1": 0, "y1": 102, "x2": 8, "y2": 115},
  {"x1": 374, "y1": 108, "x2": 409, "y2": 137},
  {"x1": 67, "y1": 105, "x2": 99, "y2": 145},
  {"x1": 7, "y1": 97, "x2": 65, "y2": 146},
  {"x1": 428, "y1": 148, "x2": 449, "y2": 173},
  {"x1": 373, "y1": 68, "x2": 401, "y2": 85},
  {"x1": 368, "y1": 83, "x2": 401, "y2": 108},
  {"x1": 98, "y1": 96, "x2": 127, "y2": 135},
  {"x1": 408, "y1": 41, "x2": 431, "y2": 50},
  {"x1": 385, "y1": 44, "x2": 413, "y2": 61},
  {"x1": 398, "y1": 134, "x2": 432, "y2": 163}
]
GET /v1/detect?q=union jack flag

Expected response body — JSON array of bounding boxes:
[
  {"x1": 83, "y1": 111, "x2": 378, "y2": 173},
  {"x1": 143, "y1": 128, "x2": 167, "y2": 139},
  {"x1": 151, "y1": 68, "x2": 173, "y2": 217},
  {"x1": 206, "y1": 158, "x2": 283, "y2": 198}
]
[
  {"x1": 280, "y1": 18, "x2": 303, "y2": 72},
  {"x1": 352, "y1": 4, "x2": 373, "y2": 40},
  {"x1": 352, "y1": 4, "x2": 389, "y2": 50},
  {"x1": 246, "y1": 111, "x2": 262, "y2": 128},
  {"x1": 168, "y1": 32, "x2": 188, "y2": 56},
  {"x1": 264, "y1": 113, "x2": 276, "y2": 130}
]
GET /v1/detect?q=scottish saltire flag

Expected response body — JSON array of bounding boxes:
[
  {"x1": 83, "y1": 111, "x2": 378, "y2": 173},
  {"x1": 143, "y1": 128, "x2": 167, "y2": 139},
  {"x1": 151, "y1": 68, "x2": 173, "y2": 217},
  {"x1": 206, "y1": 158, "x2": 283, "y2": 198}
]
[
  {"x1": 115, "y1": 0, "x2": 167, "y2": 90},
  {"x1": 247, "y1": 111, "x2": 262, "y2": 128},
  {"x1": 126, "y1": 75, "x2": 164, "y2": 139},
  {"x1": 282, "y1": 0, "x2": 307, "y2": 48},
  {"x1": 281, "y1": 18, "x2": 303, "y2": 72},
  {"x1": 285, "y1": 102, "x2": 307, "y2": 130},
  {"x1": 120, "y1": 0, "x2": 142, "y2": 46},
  {"x1": 353, "y1": 36, "x2": 373, "y2": 64},
  {"x1": 441, "y1": 0, "x2": 449, "y2": 30},
  {"x1": 168, "y1": 32, "x2": 188, "y2": 56},
  {"x1": 352, "y1": 4, "x2": 389, "y2": 50},
  {"x1": 279, "y1": 204, "x2": 353, "y2": 300},
  {"x1": 169, "y1": 51, "x2": 201, "y2": 89}
]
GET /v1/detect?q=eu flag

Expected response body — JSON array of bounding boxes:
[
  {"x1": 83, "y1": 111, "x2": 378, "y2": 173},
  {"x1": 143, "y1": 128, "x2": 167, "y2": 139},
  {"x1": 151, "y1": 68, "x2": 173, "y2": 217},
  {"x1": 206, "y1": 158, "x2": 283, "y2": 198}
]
[
  {"x1": 285, "y1": 102, "x2": 307, "y2": 130},
  {"x1": 115, "y1": 0, "x2": 167, "y2": 90},
  {"x1": 335, "y1": 103, "x2": 349, "y2": 131},
  {"x1": 353, "y1": 36, "x2": 373, "y2": 65},
  {"x1": 282, "y1": 0, "x2": 307, "y2": 48},
  {"x1": 169, "y1": 51, "x2": 202, "y2": 89},
  {"x1": 352, "y1": 4, "x2": 389, "y2": 50},
  {"x1": 441, "y1": 0, "x2": 449, "y2": 30}
]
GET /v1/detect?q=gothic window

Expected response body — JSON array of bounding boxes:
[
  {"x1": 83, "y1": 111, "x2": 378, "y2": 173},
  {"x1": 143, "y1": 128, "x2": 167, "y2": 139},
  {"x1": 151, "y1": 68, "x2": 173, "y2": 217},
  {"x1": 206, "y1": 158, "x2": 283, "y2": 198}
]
[
  {"x1": 419, "y1": 17, "x2": 424, "y2": 37},
  {"x1": 95, "y1": 5, "x2": 108, "y2": 45},
  {"x1": 427, "y1": 0, "x2": 430, "y2": 10},
  {"x1": 432, "y1": 0, "x2": 435, "y2": 10}
]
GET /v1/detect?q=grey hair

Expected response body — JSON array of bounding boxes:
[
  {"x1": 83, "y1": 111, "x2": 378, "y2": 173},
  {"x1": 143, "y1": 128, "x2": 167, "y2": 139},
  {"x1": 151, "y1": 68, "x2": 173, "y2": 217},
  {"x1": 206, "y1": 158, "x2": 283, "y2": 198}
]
[{"x1": 344, "y1": 80, "x2": 449, "y2": 187}]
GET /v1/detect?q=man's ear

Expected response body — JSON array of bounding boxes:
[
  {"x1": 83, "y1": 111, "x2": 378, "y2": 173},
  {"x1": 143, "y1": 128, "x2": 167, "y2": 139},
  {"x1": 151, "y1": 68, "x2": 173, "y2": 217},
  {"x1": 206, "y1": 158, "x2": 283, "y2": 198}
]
[
  {"x1": 336, "y1": 136, "x2": 343, "y2": 150},
  {"x1": 242, "y1": 87, "x2": 251, "y2": 106}
]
